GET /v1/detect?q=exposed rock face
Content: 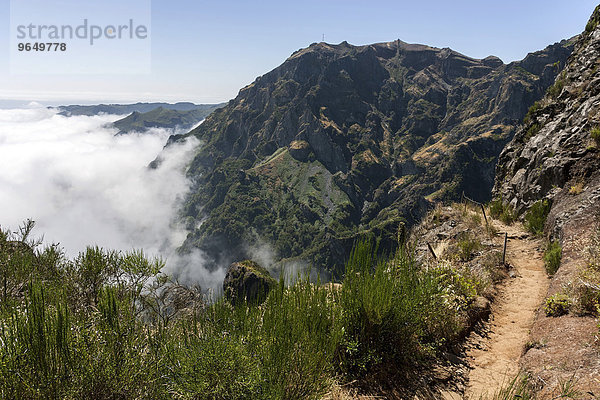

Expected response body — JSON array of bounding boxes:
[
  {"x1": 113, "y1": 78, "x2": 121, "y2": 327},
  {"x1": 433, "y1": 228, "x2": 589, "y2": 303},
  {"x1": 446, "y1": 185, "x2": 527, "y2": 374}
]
[
  {"x1": 174, "y1": 38, "x2": 574, "y2": 273},
  {"x1": 494, "y1": 9, "x2": 600, "y2": 216},
  {"x1": 223, "y1": 260, "x2": 276, "y2": 304},
  {"x1": 288, "y1": 140, "x2": 312, "y2": 161},
  {"x1": 493, "y1": 6, "x2": 600, "y2": 395}
]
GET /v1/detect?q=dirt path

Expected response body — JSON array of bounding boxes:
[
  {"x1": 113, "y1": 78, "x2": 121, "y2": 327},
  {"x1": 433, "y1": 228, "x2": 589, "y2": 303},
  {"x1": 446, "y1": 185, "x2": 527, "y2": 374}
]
[{"x1": 464, "y1": 221, "x2": 549, "y2": 399}]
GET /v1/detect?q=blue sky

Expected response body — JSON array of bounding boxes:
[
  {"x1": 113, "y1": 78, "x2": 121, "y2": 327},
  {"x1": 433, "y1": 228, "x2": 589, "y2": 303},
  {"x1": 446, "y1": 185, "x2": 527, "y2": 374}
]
[{"x1": 0, "y1": 0, "x2": 597, "y2": 105}]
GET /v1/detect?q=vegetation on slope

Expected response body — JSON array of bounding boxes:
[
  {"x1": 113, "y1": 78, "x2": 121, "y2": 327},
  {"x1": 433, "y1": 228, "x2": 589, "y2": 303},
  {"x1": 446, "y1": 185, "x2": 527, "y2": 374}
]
[
  {"x1": 112, "y1": 106, "x2": 222, "y2": 135},
  {"x1": 0, "y1": 215, "x2": 500, "y2": 399},
  {"x1": 172, "y1": 39, "x2": 574, "y2": 275},
  {"x1": 491, "y1": 7, "x2": 600, "y2": 393}
]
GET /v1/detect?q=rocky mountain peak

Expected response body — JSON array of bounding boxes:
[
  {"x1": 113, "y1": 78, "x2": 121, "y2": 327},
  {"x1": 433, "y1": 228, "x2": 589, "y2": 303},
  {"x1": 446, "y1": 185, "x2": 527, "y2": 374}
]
[{"x1": 174, "y1": 36, "x2": 574, "y2": 273}]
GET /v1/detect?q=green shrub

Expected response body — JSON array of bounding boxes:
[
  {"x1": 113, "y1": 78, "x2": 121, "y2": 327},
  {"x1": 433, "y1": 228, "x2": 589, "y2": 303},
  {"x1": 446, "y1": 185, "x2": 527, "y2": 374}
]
[
  {"x1": 524, "y1": 199, "x2": 551, "y2": 235},
  {"x1": 523, "y1": 101, "x2": 541, "y2": 125},
  {"x1": 489, "y1": 198, "x2": 516, "y2": 224},
  {"x1": 456, "y1": 232, "x2": 481, "y2": 261},
  {"x1": 591, "y1": 126, "x2": 600, "y2": 146},
  {"x1": 161, "y1": 313, "x2": 262, "y2": 400},
  {"x1": 490, "y1": 375, "x2": 535, "y2": 400},
  {"x1": 493, "y1": 374, "x2": 581, "y2": 400},
  {"x1": 469, "y1": 213, "x2": 482, "y2": 227},
  {"x1": 160, "y1": 277, "x2": 344, "y2": 400},
  {"x1": 257, "y1": 277, "x2": 343, "y2": 399},
  {"x1": 586, "y1": 7, "x2": 600, "y2": 34},
  {"x1": 544, "y1": 293, "x2": 571, "y2": 317},
  {"x1": 547, "y1": 77, "x2": 566, "y2": 99},
  {"x1": 489, "y1": 199, "x2": 502, "y2": 218},
  {"x1": 576, "y1": 268, "x2": 600, "y2": 315},
  {"x1": 0, "y1": 223, "x2": 483, "y2": 399},
  {"x1": 578, "y1": 284, "x2": 600, "y2": 315},
  {"x1": 523, "y1": 123, "x2": 540, "y2": 142},
  {"x1": 577, "y1": 229, "x2": 600, "y2": 315},
  {"x1": 6, "y1": 283, "x2": 71, "y2": 398},
  {"x1": 338, "y1": 240, "x2": 465, "y2": 377},
  {"x1": 544, "y1": 241, "x2": 562, "y2": 275}
]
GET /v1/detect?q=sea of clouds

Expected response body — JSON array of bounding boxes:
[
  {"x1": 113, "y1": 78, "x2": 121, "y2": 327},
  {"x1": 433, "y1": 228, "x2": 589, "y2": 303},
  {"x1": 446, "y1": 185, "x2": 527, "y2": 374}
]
[{"x1": 0, "y1": 105, "x2": 225, "y2": 290}]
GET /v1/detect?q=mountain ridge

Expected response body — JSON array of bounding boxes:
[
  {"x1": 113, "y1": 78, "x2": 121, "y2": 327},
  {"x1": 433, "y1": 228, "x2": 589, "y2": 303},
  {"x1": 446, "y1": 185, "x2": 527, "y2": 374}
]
[
  {"x1": 112, "y1": 106, "x2": 222, "y2": 135},
  {"x1": 55, "y1": 102, "x2": 224, "y2": 117},
  {"x1": 170, "y1": 37, "x2": 575, "y2": 273}
]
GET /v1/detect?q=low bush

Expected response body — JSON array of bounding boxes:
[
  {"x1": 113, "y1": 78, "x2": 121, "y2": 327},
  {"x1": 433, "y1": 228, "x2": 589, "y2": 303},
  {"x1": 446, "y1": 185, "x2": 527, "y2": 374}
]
[
  {"x1": 523, "y1": 101, "x2": 541, "y2": 126},
  {"x1": 544, "y1": 241, "x2": 562, "y2": 275},
  {"x1": 489, "y1": 198, "x2": 516, "y2": 225},
  {"x1": 0, "y1": 222, "x2": 483, "y2": 399},
  {"x1": 544, "y1": 293, "x2": 571, "y2": 317},
  {"x1": 547, "y1": 76, "x2": 566, "y2": 99},
  {"x1": 591, "y1": 126, "x2": 600, "y2": 146},
  {"x1": 489, "y1": 375, "x2": 535, "y2": 400},
  {"x1": 577, "y1": 233, "x2": 600, "y2": 315},
  {"x1": 568, "y1": 182, "x2": 584, "y2": 195},
  {"x1": 456, "y1": 232, "x2": 481, "y2": 261},
  {"x1": 337, "y1": 239, "x2": 468, "y2": 378},
  {"x1": 586, "y1": 7, "x2": 600, "y2": 34},
  {"x1": 523, "y1": 123, "x2": 540, "y2": 142},
  {"x1": 576, "y1": 272, "x2": 600, "y2": 315},
  {"x1": 524, "y1": 199, "x2": 551, "y2": 235}
]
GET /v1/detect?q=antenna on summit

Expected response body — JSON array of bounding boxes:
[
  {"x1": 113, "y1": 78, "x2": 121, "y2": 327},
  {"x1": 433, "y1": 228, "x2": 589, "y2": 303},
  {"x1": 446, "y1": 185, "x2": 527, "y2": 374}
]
[{"x1": 322, "y1": 33, "x2": 325, "y2": 42}]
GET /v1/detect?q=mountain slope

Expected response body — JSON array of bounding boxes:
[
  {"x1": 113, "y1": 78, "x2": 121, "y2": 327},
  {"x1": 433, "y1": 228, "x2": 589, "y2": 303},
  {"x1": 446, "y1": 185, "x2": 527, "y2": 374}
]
[
  {"x1": 493, "y1": 5, "x2": 600, "y2": 395},
  {"x1": 174, "y1": 39, "x2": 574, "y2": 273},
  {"x1": 56, "y1": 102, "x2": 223, "y2": 117},
  {"x1": 112, "y1": 106, "x2": 219, "y2": 135},
  {"x1": 495, "y1": 9, "x2": 600, "y2": 215}
]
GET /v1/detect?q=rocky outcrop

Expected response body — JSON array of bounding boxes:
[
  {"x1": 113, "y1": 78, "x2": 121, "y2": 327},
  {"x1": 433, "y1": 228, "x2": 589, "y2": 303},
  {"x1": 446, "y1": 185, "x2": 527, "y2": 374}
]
[
  {"x1": 494, "y1": 8, "x2": 600, "y2": 216},
  {"x1": 173, "y1": 37, "x2": 574, "y2": 273},
  {"x1": 223, "y1": 260, "x2": 276, "y2": 304},
  {"x1": 493, "y1": 6, "x2": 600, "y2": 395},
  {"x1": 288, "y1": 140, "x2": 312, "y2": 161}
]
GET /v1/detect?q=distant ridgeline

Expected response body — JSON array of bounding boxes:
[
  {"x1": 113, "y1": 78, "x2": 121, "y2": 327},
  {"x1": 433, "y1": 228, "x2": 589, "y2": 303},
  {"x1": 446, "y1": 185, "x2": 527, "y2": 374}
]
[
  {"x1": 164, "y1": 39, "x2": 575, "y2": 274},
  {"x1": 55, "y1": 102, "x2": 221, "y2": 116},
  {"x1": 54, "y1": 102, "x2": 225, "y2": 135}
]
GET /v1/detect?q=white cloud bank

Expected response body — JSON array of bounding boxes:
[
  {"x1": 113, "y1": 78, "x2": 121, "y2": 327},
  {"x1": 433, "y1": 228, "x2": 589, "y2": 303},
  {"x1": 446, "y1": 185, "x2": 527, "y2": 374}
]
[{"x1": 0, "y1": 106, "x2": 225, "y2": 290}]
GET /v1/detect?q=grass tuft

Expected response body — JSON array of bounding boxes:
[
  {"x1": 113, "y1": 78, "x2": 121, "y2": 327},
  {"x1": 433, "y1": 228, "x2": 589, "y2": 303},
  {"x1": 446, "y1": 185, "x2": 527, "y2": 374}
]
[
  {"x1": 591, "y1": 126, "x2": 600, "y2": 146},
  {"x1": 489, "y1": 198, "x2": 516, "y2": 225},
  {"x1": 524, "y1": 199, "x2": 551, "y2": 236},
  {"x1": 544, "y1": 293, "x2": 571, "y2": 317},
  {"x1": 544, "y1": 241, "x2": 562, "y2": 275}
]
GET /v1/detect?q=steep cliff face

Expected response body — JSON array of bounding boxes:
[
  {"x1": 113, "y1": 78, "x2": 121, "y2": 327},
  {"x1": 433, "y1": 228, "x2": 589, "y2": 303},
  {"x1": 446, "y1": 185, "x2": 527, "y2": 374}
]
[
  {"x1": 494, "y1": 7, "x2": 600, "y2": 216},
  {"x1": 493, "y1": 6, "x2": 600, "y2": 394},
  {"x1": 175, "y1": 38, "x2": 574, "y2": 273}
]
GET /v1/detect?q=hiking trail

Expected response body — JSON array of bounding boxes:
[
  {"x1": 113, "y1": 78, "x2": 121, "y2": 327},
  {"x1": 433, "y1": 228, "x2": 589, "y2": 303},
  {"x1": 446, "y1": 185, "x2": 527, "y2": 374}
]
[{"x1": 464, "y1": 219, "x2": 549, "y2": 399}]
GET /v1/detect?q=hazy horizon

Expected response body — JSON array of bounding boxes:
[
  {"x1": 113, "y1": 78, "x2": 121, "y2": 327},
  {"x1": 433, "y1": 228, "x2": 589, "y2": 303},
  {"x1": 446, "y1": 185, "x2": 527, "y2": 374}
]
[{"x1": 0, "y1": 0, "x2": 597, "y2": 105}]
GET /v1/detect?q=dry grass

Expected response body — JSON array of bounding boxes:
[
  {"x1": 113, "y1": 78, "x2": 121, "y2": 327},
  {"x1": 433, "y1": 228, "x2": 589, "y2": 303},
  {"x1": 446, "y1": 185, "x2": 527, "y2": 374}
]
[{"x1": 568, "y1": 182, "x2": 584, "y2": 195}]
